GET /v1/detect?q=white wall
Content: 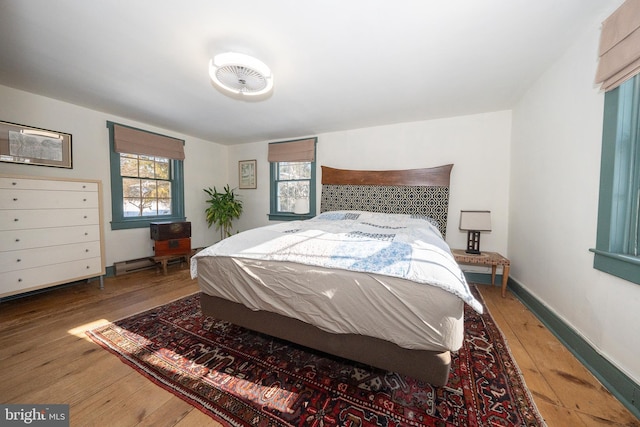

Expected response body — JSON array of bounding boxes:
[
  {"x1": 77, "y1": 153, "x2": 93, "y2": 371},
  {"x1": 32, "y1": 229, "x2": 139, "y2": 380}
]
[
  {"x1": 509, "y1": 10, "x2": 640, "y2": 383},
  {"x1": 225, "y1": 140, "x2": 269, "y2": 234},
  {"x1": 0, "y1": 85, "x2": 227, "y2": 266},
  {"x1": 229, "y1": 111, "x2": 512, "y2": 254}
]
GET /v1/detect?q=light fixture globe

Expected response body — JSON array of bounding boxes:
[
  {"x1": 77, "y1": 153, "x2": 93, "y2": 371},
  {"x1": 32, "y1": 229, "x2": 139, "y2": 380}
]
[{"x1": 209, "y1": 52, "x2": 273, "y2": 96}]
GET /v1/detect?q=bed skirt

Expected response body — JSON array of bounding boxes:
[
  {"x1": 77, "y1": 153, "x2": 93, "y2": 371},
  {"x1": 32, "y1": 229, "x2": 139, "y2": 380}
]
[{"x1": 199, "y1": 292, "x2": 452, "y2": 386}]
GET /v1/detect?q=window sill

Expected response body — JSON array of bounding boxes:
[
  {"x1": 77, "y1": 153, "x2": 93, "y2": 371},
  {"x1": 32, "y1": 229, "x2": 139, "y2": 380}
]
[
  {"x1": 268, "y1": 213, "x2": 314, "y2": 222},
  {"x1": 590, "y1": 248, "x2": 640, "y2": 285}
]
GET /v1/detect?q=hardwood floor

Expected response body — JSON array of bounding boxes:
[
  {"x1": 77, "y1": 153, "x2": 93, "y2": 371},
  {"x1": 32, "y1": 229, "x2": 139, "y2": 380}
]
[
  {"x1": 0, "y1": 267, "x2": 638, "y2": 426},
  {"x1": 480, "y1": 285, "x2": 639, "y2": 426}
]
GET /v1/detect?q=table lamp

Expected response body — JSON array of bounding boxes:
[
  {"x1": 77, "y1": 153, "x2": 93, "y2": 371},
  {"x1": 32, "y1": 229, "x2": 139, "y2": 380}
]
[{"x1": 459, "y1": 210, "x2": 491, "y2": 254}]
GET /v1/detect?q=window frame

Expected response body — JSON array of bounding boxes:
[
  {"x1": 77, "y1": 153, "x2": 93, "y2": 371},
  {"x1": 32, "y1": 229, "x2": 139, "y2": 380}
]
[
  {"x1": 107, "y1": 122, "x2": 185, "y2": 230},
  {"x1": 268, "y1": 145, "x2": 317, "y2": 221},
  {"x1": 591, "y1": 75, "x2": 640, "y2": 285}
]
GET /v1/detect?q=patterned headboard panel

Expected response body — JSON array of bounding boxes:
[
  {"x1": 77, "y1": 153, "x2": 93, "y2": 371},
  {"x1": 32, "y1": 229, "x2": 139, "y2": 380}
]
[
  {"x1": 321, "y1": 185, "x2": 450, "y2": 236},
  {"x1": 320, "y1": 165, "x2": 453, "y2": 238}
]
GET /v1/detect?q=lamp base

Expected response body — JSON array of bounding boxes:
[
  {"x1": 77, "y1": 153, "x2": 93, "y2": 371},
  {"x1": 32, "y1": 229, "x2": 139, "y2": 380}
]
[{"x1": 465, "y1": 230, "x2": 482, "y2": 254}]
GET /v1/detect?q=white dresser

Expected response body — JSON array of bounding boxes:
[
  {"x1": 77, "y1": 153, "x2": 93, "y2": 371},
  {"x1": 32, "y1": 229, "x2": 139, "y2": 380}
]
[{"x1": 0, "y1": 175, "x2": 106, "y2": 298}]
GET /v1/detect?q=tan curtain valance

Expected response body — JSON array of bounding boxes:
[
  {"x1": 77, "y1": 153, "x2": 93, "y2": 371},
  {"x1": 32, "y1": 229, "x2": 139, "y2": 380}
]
[
  {"x1": 268, "y1": 138, "x2": 316, "y2": 162},
  {"x1": 113, "y1": 124, "x2": 185, "y2": 160},
  {"x1": 595, "y1": 0, "x2": 640, "y2": 91}
]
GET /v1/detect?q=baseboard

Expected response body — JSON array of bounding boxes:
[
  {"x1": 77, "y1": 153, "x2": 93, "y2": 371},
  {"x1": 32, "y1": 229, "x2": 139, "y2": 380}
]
[
  {"x1": 463, "y1": 271, "x2": 501, "y2": 285},
  {"x1": 503, "y1": 276, "x2": 640, "y2": 420}
]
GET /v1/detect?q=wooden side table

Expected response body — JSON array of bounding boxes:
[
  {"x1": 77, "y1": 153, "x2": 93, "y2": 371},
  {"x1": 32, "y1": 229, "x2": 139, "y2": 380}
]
[{"x1": 452, "y1": 249, "x2": 511, "y2": 297}]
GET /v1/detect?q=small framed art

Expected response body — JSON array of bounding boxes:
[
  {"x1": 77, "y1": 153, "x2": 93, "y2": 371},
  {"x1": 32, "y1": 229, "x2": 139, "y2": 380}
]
[
  {"x1": 0, "y1": 121, "x2": 72, "y2": 168},
  {"x1": 239, "y1": 159, "x2": 257, "y2": 189}
]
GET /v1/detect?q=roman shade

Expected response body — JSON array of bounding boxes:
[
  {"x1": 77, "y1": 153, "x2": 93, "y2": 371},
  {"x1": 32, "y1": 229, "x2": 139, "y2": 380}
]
[
  {"x1": 113, "y1": 124, "x2": 185, "y2": 160},
  {"x1": 268, "y1": 138, "x2": 316, "y2": 162},
  {"x1": 595, "y1": 0, "x2": 640, "y2": 92}
]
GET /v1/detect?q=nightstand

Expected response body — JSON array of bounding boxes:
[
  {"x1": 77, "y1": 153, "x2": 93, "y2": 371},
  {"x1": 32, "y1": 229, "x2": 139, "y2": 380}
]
[{"x1": 452, "y1": 249, "x2": 511, "y2": 297}]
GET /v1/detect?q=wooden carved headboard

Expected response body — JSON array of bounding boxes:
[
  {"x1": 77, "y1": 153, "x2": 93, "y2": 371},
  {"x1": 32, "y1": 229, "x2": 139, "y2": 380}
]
[{"x1": 320, "y1": 164, "x2": 453, "y2": 237}]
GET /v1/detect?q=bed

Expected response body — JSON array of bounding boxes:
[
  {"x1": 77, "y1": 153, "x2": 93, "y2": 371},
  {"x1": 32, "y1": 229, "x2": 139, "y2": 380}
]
[{"x1": 191, "y1": 164, "x2": 481, "y2": 386}]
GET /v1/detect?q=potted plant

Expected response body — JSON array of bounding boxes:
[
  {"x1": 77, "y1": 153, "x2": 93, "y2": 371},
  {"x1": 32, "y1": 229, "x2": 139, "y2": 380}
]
[{"x1": 204, "y1": 185, "x2": 243, "y2": 240}]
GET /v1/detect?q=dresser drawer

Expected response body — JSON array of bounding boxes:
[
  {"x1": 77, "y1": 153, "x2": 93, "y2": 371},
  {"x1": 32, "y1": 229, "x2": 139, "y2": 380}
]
[
  {"x1": 0, "y1": 225, "x2": 101, "y2": 252},
  {"x1": 0, "y1": 188, "x2": 99, "y2": 210},
  {"x1": 0, "y1": 240, "x2": 102, "y2": 272},
  {"x1": 0, "y1": 208, "x2": 100, "y2": 230},
  {"x1": 0, "y1": 257, "x2": 104, "y2": 297},
  {"x1": 0, "y1": 177, "x2": 98, "y2": 192}
]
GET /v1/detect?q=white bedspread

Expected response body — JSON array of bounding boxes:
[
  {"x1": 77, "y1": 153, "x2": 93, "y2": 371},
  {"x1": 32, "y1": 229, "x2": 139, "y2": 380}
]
[{"x1": 191, "y1": 211, "x2": 482, "y2": 313}]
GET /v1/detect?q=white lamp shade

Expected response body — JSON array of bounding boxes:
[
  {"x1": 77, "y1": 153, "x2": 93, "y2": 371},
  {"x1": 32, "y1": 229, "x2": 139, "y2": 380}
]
[
  {"x1": 293, "y1": 198, "x2": 309, "y2": 215},
  {"x1": 459, "y1": 210, "x2": 491, "y2": 231}
]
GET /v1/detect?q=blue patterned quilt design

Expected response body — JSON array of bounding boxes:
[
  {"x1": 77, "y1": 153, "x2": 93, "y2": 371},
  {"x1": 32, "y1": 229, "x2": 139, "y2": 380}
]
[{"x1": 323, "y1": 213, "x2": 411, "y2": 276}]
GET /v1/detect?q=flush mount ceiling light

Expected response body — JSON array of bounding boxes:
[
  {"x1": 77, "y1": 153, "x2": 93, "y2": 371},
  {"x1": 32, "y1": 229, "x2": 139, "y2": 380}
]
[{"x1": 209, "y1": 52, "x2": 273, "y2": 97}]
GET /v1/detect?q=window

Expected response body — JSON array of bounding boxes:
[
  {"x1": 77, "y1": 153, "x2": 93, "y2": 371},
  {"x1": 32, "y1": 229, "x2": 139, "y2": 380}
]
[
  {"x1": 107, "y1": 122, "x2": 185, "y2": 230},
  {"x1": 592, "y1": 74, "x2": 640, "y2": 285},
  {"x1": 120, "y1": 153, "x2": 172, "y2": 217},
  {"x1": 268, "y1": 138, "x2": 317, "y2": 221}
]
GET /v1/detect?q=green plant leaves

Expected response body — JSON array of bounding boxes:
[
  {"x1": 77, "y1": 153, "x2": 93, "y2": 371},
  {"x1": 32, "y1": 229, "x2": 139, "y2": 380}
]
[{"x1": 204, "y1": 184, "x2": 243, "y2": 239}]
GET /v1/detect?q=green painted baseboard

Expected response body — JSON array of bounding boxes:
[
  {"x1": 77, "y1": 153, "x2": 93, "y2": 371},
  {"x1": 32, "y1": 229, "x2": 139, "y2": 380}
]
[
  {"x1": 463, "y1": 272, "x2": 501, "y2": 285},
  {"x1": 464, "y1": 272, "x2": 639, "y2": 420}
]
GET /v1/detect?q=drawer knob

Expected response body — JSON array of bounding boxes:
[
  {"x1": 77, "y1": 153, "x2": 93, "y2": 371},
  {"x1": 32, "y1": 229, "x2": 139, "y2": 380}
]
[
  {"x1": 15, "y1": 238, "x2": 20, "y2": 242},
  {"x1": 85, "y1": 249, "x2": 89, "y2": 252},
  {"x1": 17, "y1": 258, "x2": 21, "y2": 262},
  {"x1": 14, "y1": 218, "x2": 19, "y2": 222},
  {"x1": 86, "y1": 265, "x2": 90, "y2": 269},
  {"x1": 13, "y1": 198, "x2": 18, "y2": 201},
  {"x1": 83, "y1": 198, "x2": 87, "y2": 202},
  {"x1": 85, "y1": 232, "x2": 88, "y2": 236},
  {"x1": 18, "y1": 278, "x2": 22, "y2": 282},
  {"x1": 84, "y1": 215, "x2": 88, "y2": 219},
  {"x1": 12, "y1": 182, "x2": 17, "y2": 186}
]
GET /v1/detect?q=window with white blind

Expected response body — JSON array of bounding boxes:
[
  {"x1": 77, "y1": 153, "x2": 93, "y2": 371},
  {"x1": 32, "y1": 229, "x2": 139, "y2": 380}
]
[
  {"x1": 107, "y1": 121, "x2": 185, "y2": 230},
  {"x1": 268, "y1": 138, "x2": 317, "y2": 221},
  {"x1": 592, "y1": 1, "x2": 640, "y2": 285}
]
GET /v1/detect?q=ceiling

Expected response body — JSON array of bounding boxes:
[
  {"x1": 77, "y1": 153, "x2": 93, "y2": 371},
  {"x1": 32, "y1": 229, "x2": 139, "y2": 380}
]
[{"x1": 0, "y1": 0, "x2": 620, "y2": 145}]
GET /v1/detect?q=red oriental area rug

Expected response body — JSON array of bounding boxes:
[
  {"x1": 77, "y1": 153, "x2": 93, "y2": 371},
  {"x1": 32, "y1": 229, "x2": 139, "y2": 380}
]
[{"x1": 87, "y1": 286, "x2": 546, "y2": 426}]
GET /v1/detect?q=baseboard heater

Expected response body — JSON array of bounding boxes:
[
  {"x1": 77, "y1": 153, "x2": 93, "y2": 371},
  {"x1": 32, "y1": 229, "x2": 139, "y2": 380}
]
[
  {"x1": 114, "y1": 258, "x2": 156, "y2": 276},
  {"x1": 113, "y1": 248, "x2": 205, "y2": 276}
]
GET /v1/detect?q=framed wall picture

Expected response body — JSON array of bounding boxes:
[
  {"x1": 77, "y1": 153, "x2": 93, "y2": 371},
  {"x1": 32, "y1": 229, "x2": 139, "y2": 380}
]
[
  {"x1": 0, "y1": 121, "x2": 72, "y2": 168},
  {"x1": 239, "y1": 159, "x2": 257, "y2": 189}
]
